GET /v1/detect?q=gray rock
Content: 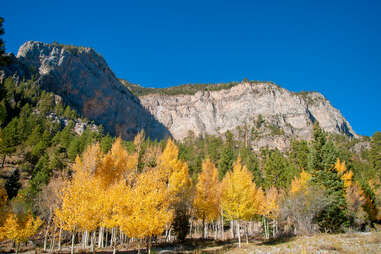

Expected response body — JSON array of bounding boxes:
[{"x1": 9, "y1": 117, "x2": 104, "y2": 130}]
[
  {"x1": 8, "y1": 41, "x2": 357, "y2": 150},
  {"x1": 139, "y1": 82, "x2": 357, "y2": 145},
  {"x1": 16, "y1": 41, "x2": 170, "y2": 140}
]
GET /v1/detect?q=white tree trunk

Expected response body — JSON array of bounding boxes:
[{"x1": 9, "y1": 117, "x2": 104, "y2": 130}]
[
  {"x1": 58, "y1": 227, "x2": 62, "y2": 250},
  {"x1": 221, "y1": 215, "x2": 224, "y2": 240},
  {"x1": 71, "y1": 232, "x2": 75, "y2": 254},
  {"x1": 245, "y1": 224, "x2": 248, "y2": 244},
  {"x1": 230, "y1": 220, "x2": 234, "y2": 239},
  {"x1": 44, "y1": 220, "x2": 51, "y2": 251},
  {"x1": 49, "y1": 225, "x2": 56, "y2": 252},
  {"x1": 237, "y1": 220, "x2": 241, "y2": 248},
  {"x1": 98, "y1": 227, "x2": 103, "y2": 248}
]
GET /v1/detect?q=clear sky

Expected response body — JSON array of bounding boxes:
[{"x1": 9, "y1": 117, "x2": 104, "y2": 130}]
[{"x1": 2, "y1": 0, "x2": 380, "y2": 136}]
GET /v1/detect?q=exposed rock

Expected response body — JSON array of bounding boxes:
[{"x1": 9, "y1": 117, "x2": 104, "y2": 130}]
[
  {"x1": 46, "y1": 112, "x2": 98, "y2": 136},
  {"x1": 5, "y1": 41, "x2": 358, "y2": 149},
  {"x1": 139, "y1": 83, "x2": 357, "y2": 146},
  {"x1": 15, "y1": 41, "x2": 170, "y2": 140}
]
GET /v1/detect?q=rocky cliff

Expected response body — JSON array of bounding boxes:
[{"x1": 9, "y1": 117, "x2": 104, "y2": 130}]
[
  {"x1": 138, "y1": 82, "x2": 357, "y2": 149},
  {"x1": 13, "y1": 41, "x2": 169, "y2": 140},
  {"x1": 3, "y1": 41, "x2": 357, "y2": 148}
]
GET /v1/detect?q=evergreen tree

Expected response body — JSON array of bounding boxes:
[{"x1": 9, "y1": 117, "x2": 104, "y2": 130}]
[
  {"x1": 240, "y1": 146, "x2": 263, "y2": 186},
  {"x1": 262, "y1": 148, "x2": 295, "y2": 189},
  {"x1": 5, "y1": 169, "x2": 21, "y2": 199},
  {"x1": 308, "y1": 123, "x2": 350, "y2": 232},
  {"x1": 289, "y1": 139, "x2": 309, "y2": 171},
  {"x1": 0, "y1": 120, "x2": 19, "y2": 167},
  {"x1": 0, "y1": 17, "x2": 11, "y2": 66},
  {"x1": 218, "y1": 144, "x2": 234, "y2": 180},
  {"x1": 369, "y1": 131, "x2": 381, "y2": 180}
]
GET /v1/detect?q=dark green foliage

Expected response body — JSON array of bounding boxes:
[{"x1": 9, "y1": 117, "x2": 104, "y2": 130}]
[
  {"x1": 0, "y1": 76, "x2": 104, "y2": 208},
  {"x1": 122, "y1": 79, "x2": 276, "y2": 97},
  {"x1": 308, "y1": 123, "x2": 350, "y2": 232},
  {"x1": 256, "y1": 114, "x2": 264, "y2": 129},
  {"x1": 67, "y1": 137, "x2": 81, "y2": 160},
  {"x1": 262, "y1": 148, "x2": 296, "y2": 189},
  {"x1": 123, "y1": 81, "x2": 241, "y2": 96},
  {"x1": 206, "y1": 136, "x2": 223, "y2": 165},
  {"x1": 172, "y1": 206, "x2": 190, "y2": 243},
  {"x1": 218, "y1": 142, "x2": 234, "y2": 180},
  {"x1": 369, "y1": 131, "x2": 381, "y2": 180},
  {"x1": 240, "y1": 146, "x2": 263, "y2": 186},
  {"x1": 289, "y1": 139, "x2": 309, "y2": 171},
  {"x1": 308, "y1": 122, "x2": 327, "y2": 172},
  {"x1": 5, "y1": 169, "x2": 21, "y2": 200},
  {"x1": 0, "y1": 17, "x2": 12, "y2": 66}
]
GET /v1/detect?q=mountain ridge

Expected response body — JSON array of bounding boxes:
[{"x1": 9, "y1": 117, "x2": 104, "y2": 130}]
[{"x1": 1, "y1": 41, "x2": 358, "y2": 150}]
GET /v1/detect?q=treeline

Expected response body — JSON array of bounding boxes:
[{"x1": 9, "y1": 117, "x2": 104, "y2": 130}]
[
  {"x1": 0, "y1": 124, "x2": 380, "y2": 253},
  {"x1": 121, "y1": 79, "x2": 277, "y2": 97}
]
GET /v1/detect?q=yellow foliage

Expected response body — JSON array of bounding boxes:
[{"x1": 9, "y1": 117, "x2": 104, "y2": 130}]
[
  {"x1": 96, "y1": 137, "x2": 137, "y2": 187},
  {"x1": 342, "y1": 170, "x2": 354, "y2": 189},
  {"x1": 168, "y1": 160, "x2": 192, "y2": 202},
  {"x1": 117, "y1": 168, "x2": 172, "y2": 239},
  {"x1": 1, "y1": 211, "x2": 42, "y2": 243},
  {"x1": 335, "y1": 158, "x2": 347, "y2": 174},
  {"x1": 290, "y1": 170, "x2": 311, "y2": 195},
  {"x1": 264, "y1": 187, "x2": 280, "y2": 219},
  {"x1": 334, "y1": 158, "x2": 353, "y2": 189},
  {"x1": 75, "y1": 143, "x2": 102, "y2": 174},
  {"x1": 158, "y1": 139, "x2": 180, "y2": 176},
  {"x1": 193, "y1": 159, "x2": 220, "y2": 222},
  {"x1": 221, "y1": 158, "x2": 257, "y2": 221},
  {"x1": 55, "y1": 146, "x2": 104, "y2": 233},
  {"x1": 255, "y1": 187, "x2": 266, "y2": 215}
]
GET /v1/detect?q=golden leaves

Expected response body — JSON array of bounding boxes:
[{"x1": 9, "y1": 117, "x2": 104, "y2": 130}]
[
  {"x1": 194, "y1": 159, "x2": 220, "y2": 222},
  {"x1": 0, "y1": 211, "x2": 42, "y2": 243},
  {"x1": 290, "y1": 170, "x2": 312, "y2": 195},
  {"x1": 220, "y1": 158, "x2": 258, "y2": 221}
]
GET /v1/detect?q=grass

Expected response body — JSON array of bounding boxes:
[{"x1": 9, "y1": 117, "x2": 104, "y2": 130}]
[
  {"x1": 2, "y1": 232, "x2": 380, "y2": 253},
  {"x1": 224, "y1": 231, "x2": 381, "y2": 254}
]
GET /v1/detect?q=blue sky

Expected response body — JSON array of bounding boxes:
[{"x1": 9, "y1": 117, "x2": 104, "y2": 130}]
[{"x1": 2, "y1": 0, "x2": 380, "y2": 136}]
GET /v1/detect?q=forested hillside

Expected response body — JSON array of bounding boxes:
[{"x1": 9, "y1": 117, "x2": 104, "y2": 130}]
[{"x1": 0, "y1": 17, "x2": 380, "y2": 254}]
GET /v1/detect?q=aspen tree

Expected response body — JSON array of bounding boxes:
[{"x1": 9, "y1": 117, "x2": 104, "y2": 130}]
[
  {"x1": 263, "y1": 187, "x2": 280, "y2": 239},
  {"x1": 290, "y1": 170, "x2": 312, "y2": 195},
  {"x1": 221, "y1": 158, "x2": 256, "y2": 248},
  {"x1": 117, "y1": 168, "x2": 172, "y2": 254},
  {"x1": 193, "y1": 159, "x2": 220, "y2": 239},
  {"x1": 2, "y1": 211, "x2": 42, "y2": 254},
  {"x1": 158, "y1": 139, "x2": 192, "y2": 242},
  {"x1": 55, "y1": 144, "x2": 103, "y2": 254}
]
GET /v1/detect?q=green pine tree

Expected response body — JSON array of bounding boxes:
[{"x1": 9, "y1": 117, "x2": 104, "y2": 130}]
[{"x1": 308, "y1": 122, "x2": 350, "y2": 232}]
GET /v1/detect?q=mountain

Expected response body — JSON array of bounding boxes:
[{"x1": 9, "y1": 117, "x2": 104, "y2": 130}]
[
  {"x1": 125, "y1": 81, "x2": 357, "y2": 150},
  {"x1": 2, "y1": 41, "x2": 357, "y2": 150},
  {"x1": 11, "y1": 41, "x2": 170, "y2": 140}
]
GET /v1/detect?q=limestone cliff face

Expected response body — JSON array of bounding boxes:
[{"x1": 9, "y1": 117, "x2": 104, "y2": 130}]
[
  {"x1": 139, "y1": 83, "x2": 357, "y2": 149},
  {"x1": 11, "y1": 41, "x2": 356, "y2": 147},
  {"x1": 15, "y1": 41, "x2": 169, "y2": 140}
]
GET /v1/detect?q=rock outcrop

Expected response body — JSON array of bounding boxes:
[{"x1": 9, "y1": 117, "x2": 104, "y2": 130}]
[
  {"x1": 15, "y1": 41, "x2": 170, "y2": 140},
  {"x1": 4, "y1": 41, "x2": 357, "y2": 148},
  {"x1": 139, "y1": 82, "x2": 357, "y2": 148}
]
